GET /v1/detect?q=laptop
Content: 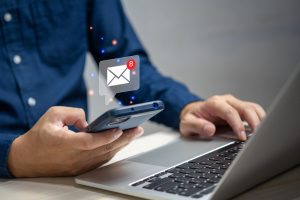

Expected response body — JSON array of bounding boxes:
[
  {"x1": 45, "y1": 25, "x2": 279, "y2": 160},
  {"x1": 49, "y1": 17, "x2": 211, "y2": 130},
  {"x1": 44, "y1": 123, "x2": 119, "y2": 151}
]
[{"x1": 76, "y1": 65, "x2": 300, "y2": 200}]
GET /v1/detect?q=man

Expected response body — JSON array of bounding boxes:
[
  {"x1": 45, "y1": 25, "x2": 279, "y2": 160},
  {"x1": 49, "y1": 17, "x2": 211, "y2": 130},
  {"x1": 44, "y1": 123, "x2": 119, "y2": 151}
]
[{"x1": 0, "y1": 0, "x2": 265, "y2": 178}]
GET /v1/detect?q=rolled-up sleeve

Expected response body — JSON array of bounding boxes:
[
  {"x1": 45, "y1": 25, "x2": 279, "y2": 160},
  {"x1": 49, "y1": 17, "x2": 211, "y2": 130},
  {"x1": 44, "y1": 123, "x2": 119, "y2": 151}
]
[{"x1": 88, "y1": 0, "x2": 203, "y2": 129}]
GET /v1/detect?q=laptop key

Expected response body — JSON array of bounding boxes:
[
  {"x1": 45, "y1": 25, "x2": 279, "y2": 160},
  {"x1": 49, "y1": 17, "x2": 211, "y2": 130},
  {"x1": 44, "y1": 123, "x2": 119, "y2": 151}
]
[
  {"x1": 210, "y1": 169, "x2": 225, "y2": 174},
  {"x1": 199, "y1": 173, "x2": 217, "y2": 179},
  {"x1": 200, "y1": 186, "x2": 216, "y2": 194},
  {"x1": 220, "y1": 165, "x2": 229, "y2": 170},
  {"x1": 174, "y1": 177, "x2": 190, "y2": 183},
  {"x1": 178, "y1": 187, "x2": 203, "y2": 196},
  {"x1": 185, "y1": 173, "x2": 201, "y2": 179},
  {"x1": 184, "y1": 168, "x2": 197, "y2": 174},
  {"x1": 143, "y1": 177, "x2": 172, "y2": 189},
  {"x1": 166, "y1": 186, "x2": 186, "y2": 194},
  {"x1": 198, "y1": 160, "x2": 215, "y2": 165},
  {"x1": 208, "y1": 156, "x2": 222, "y2": 161},
  {"x1": 154, "y1": 181, "x2": 178, "y2": 192},
  {"x1": 169, "y1": 172, "x2": 185, "y2": 179},
  {"x1": 195, "y1": 168, "x2": 211, "y2": 173},
  {"x1": 206, "y1": 179, "x2": 219, "y2": 184},
  {"x1": 191, "y1": 193, "x2": 204, "y2": 198},
  {"x1": 196, "y1": 182, "x2": 214, "y2": 188}
]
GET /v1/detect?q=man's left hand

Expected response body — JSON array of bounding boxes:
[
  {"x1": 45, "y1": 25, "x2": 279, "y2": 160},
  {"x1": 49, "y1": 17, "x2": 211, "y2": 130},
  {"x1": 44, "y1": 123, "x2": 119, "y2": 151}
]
[{"x1": 180, "y1": 94, "x2": 266, "y2": 141}]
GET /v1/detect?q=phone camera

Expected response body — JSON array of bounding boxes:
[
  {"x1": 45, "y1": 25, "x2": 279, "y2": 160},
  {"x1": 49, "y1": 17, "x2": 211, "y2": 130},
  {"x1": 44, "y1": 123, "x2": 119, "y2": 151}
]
[{"x1": 153, "y1": 102, "x2": 159, "y2": 109}]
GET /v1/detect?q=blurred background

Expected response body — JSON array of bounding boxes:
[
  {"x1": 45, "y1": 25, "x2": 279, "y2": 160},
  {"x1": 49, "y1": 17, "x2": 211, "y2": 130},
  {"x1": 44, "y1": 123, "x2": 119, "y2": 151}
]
[{"x1": 84, "y1": 0, "x2": 300, "y2": 133}]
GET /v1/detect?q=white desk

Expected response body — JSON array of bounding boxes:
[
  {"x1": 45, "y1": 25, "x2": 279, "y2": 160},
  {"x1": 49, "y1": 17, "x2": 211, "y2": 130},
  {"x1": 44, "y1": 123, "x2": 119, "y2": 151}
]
[{"x1": 1, "y1": 131, "x2": 300, "y2": 200}]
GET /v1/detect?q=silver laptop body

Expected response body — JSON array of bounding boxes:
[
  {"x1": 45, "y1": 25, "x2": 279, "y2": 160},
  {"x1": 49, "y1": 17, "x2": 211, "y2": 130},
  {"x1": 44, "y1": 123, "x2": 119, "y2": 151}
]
[{"x1": 76, "y1": 65, "x2": 300, "y2": 200}]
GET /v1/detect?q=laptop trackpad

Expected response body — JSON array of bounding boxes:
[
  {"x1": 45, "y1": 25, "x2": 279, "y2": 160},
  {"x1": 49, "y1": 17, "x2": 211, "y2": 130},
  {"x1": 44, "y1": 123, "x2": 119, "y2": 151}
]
[{"x1": 128, "y1": 138, "x2": 232, "y2": 167}]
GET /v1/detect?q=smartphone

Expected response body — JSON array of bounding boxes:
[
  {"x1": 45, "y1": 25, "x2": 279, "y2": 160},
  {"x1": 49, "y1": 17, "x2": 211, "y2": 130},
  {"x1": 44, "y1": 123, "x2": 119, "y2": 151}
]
[{"x1": 84, "y1": 100, "x2": 164, "y2": 133}]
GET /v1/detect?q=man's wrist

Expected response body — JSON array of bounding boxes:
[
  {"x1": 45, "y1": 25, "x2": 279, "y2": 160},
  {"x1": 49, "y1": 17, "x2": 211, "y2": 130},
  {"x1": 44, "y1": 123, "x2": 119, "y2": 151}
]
[{"x1": 7, "y1": 134, "x2": 30, "y2": 178}]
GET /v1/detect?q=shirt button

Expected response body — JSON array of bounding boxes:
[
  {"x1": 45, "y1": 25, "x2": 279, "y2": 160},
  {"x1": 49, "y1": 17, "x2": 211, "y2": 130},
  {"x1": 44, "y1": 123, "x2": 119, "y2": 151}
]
[
  {"x1": 13, "y1": 55, "x2": 22, "y2": 64},
  {"x1": 27, "y1": 97, "x2": 36, "y2": 107},
  {"x1": 4, "y1": 12, "x2": 12, "y2": 22}
]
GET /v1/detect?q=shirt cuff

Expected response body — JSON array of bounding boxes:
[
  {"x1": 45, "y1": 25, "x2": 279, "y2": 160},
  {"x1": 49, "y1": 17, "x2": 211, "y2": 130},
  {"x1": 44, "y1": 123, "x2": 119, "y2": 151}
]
[
  {"x1": 0, "y1": 134, "x2": 19, "y2": 178},
  {"x1": 150, "y1": 87, "x2": 204, "y2": 130}
]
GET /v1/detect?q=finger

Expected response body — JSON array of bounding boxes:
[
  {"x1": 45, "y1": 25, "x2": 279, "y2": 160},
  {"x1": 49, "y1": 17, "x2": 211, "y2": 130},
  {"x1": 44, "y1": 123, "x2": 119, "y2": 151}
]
[
  {"x1": 242, "y1": 107, "x2": 260, "y2": 130},
  {"x1": 49, "y1": 106, "x2": 88, "y2": 129},
  {"x1": 180, "y1": 114, "x2": 216, "y2": 137},
  {"x1": 77, "y1": 143, "x2": 129, "y2": 175},
  {"x1": 90, "y1": 127, "x2": 144, "y2": 157},
  {"x1": 123, "y1": 126, "x2": 144, "y2": 138},
  {"x1": 209, "y1": 101, "x2": 246, "y2": 141},
  {"x1": 227, "y1": 100, "x2": 261, "y2": 130},
  {"x1": 250, "y1": 103, "x2": 266, "y2": 120},
  {"x1": 65, "y1": 128, "x2": 123, "y2": 150}
]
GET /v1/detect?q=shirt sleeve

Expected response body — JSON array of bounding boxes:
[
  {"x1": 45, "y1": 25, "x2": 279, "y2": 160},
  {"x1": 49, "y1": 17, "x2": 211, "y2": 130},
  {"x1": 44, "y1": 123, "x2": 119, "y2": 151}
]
[
  {"x1": 0, "y1": 134, "x2": 18, "y2": 178},
  {"x1": 88, "y1": 0, "x2": 204, "y2": 129}
]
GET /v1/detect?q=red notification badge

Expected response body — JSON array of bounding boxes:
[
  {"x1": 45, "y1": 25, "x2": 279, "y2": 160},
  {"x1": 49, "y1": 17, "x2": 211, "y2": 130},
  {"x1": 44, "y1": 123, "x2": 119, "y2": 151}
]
[{"x1": 127, "y1": 59, "x2": 136, "y2": 70}]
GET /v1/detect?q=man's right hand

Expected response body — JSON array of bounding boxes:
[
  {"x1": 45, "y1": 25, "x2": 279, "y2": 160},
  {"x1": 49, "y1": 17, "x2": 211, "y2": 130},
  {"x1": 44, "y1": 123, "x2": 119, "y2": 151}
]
[{"x1": 7, "y1": 106, "x2": 143, "y2": 177}]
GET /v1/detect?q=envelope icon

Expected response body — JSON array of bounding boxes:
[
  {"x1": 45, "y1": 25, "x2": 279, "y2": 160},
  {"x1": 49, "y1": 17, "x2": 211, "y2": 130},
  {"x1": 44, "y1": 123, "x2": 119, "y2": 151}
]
[{"x1": 107, "y1": 65, "x2": 130, "y2": 87}]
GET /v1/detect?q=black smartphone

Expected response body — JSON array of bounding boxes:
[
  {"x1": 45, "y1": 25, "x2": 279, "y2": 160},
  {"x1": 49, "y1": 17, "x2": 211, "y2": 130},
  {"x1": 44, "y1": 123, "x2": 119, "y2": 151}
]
[{"x1": 84, "y1": 100, "x2": 164, "y2": 133}]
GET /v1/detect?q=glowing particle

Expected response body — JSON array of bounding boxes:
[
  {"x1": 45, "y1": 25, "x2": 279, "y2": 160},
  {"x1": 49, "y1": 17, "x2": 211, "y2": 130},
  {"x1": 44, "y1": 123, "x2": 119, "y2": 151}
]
[
  {"x1": 101, "y1": 49, "x2": 105, "y2": 54},
  {"x1": 100, "y1": 36, "x2": 104, "y2": 40},
  {"x1": 131, "y1": 96, "x2": 135, "y2": 100},
  {"x1": 112, "y1": 39, "x2": 118, "y2": 46},
  {"x1": 90, "y1": 72, "x2": 95, "y2": 77},
  {"x1": 89, "y1": 26, "x2": 93, "y2": 30},
  {"x1": 88, "y1": 89, "x2": 94, "y2": 96},
  {"x1": 118, "y1": 101, "x2": 122, "y2": 105},
  {"x1": 116, "y1": 58, "x2": 120, "y2": 63},
  {"x1": 132, "y1": 71, "x2": 136, "y2": 75},
  {"x1": 130, "y1": 101, "x2": 133, "y2": 104},
  {"x1": 109, "y1": 98, "x2": 113, "y2": 102}
]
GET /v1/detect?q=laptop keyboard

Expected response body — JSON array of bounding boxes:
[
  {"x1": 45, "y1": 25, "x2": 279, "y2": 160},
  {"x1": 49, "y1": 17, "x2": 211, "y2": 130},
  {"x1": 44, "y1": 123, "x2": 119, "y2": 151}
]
[{"x1": 131, "y1": 141, "x2": 246, "y2": 198}]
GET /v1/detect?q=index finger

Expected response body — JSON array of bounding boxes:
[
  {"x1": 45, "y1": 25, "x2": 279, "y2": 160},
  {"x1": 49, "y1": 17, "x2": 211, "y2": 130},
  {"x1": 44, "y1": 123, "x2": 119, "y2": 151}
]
[
  {"x1": 48, "y1": 106, "x2": 88, "y2": 129},
  {"x1": 209, "y1": 101, "x2": 246, "y2": 141}
]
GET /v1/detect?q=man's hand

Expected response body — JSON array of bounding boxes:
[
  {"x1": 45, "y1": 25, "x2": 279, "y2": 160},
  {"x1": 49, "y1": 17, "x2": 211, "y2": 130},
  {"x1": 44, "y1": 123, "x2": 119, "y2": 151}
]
[
  {"x1": 180, "y1": 94, "x2": 266, "y2": 141},
  {"x1": 7, "y1": 106, "x2": 143, "y2": 178}
]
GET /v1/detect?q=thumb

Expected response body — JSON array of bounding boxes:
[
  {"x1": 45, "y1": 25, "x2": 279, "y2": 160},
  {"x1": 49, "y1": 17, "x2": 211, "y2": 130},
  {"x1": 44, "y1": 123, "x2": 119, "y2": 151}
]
[{"x1": 182, "y1": 114, "x2": 216, "y2": 137}]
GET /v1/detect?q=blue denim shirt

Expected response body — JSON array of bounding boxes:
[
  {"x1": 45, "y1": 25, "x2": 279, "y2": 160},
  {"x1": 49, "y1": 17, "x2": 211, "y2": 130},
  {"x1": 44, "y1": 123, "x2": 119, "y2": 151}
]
[{"x1": 0, "y1": 0, "x2": 201, "y2": 178}]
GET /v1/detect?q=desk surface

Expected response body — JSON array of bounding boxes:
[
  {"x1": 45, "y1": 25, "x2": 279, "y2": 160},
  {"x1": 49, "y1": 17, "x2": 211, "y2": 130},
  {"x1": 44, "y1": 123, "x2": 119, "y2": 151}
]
[{"x1": 1, "y1": 131, "x2": 300, "y2": 200}]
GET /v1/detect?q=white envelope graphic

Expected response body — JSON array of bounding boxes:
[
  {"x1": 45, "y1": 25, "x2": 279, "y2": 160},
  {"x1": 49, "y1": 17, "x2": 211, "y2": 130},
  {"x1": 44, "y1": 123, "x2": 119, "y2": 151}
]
[{"x1": 107, "y1": 65, "x2": 130, "y2": 87}]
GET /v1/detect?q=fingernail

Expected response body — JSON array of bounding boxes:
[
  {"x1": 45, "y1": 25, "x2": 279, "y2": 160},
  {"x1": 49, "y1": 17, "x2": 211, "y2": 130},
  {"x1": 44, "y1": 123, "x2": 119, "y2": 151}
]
[
  {"x1": 204, "y1": 125, "x2": 210, "y2": 133},
  {"x1": 240, "y1": 131, "x2": 247, "y2": 141},
  {"x1": 113, "y1": 129, "x2": 122, "y2": 139},
  {"x1": 204, "y1": 124, "x2": 214, "y2": 136},
  {"x1": 135, "y1": 129, "x2": 144, "y2": 138}
]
